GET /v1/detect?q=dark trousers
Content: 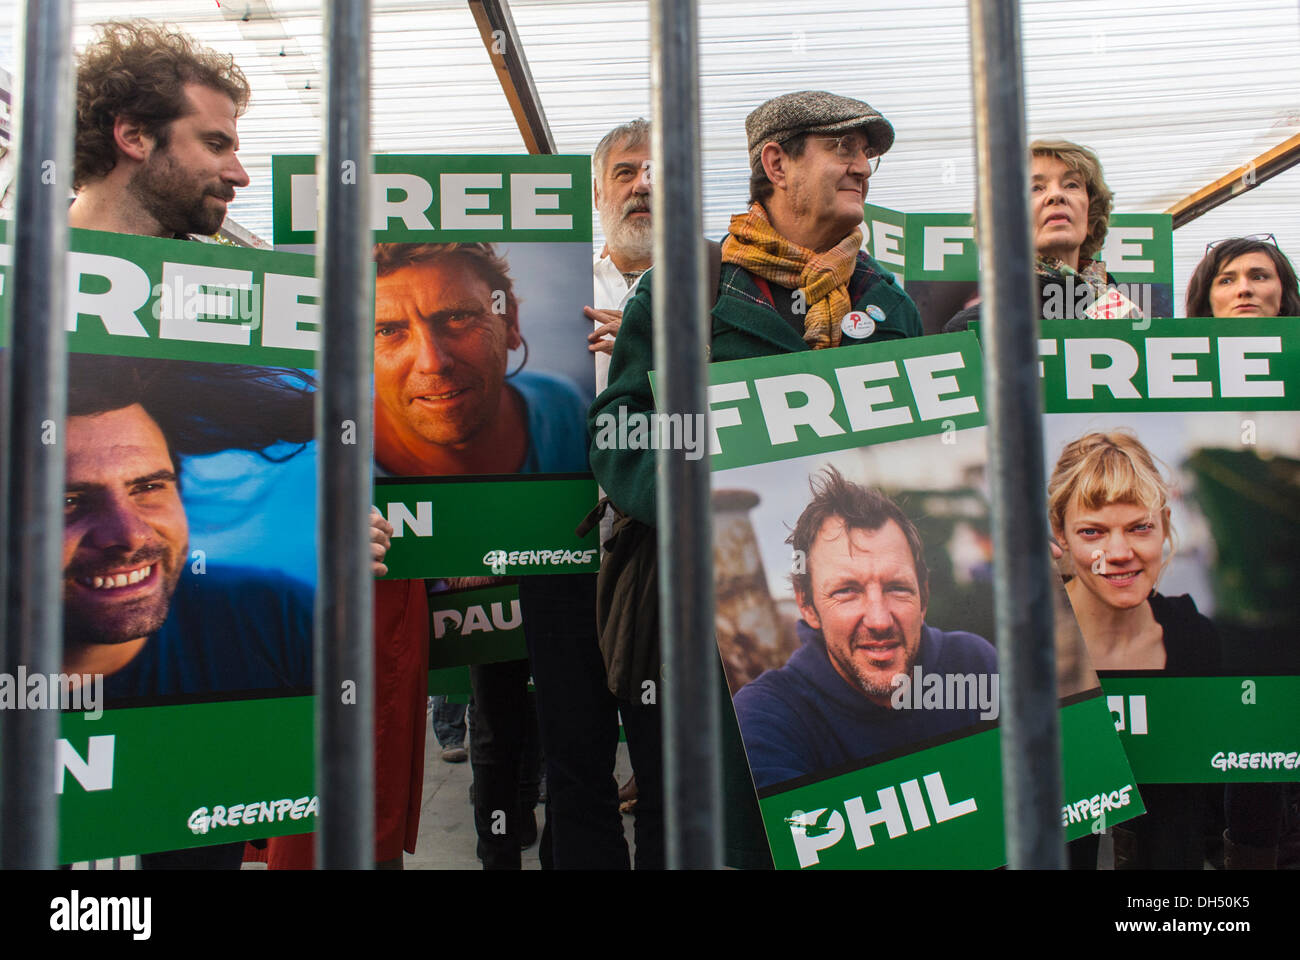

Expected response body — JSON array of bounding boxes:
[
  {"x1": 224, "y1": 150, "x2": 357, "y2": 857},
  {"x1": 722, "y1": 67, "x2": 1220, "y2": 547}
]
[
  {"x1": 520, "y1": 573, "x2": 665, "y2": 870},
  {"x1": 468, "y1": 659, "x2": 544, "y2": 870}
]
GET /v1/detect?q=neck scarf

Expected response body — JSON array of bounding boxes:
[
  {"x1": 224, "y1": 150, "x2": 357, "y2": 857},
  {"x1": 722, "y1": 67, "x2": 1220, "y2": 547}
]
[{"x1": 721, "y1": 203, "x2": 862, "y2": 349}]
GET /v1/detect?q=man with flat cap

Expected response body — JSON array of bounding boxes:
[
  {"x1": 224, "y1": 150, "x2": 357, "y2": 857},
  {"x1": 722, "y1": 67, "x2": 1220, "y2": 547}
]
[{"x1": 589, "y1": 91, "x2": 922, "y2": 868}]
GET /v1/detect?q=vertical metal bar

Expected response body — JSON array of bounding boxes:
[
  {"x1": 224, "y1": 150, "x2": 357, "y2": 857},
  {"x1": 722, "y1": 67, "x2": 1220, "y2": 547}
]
[
  {"x1": 0, "y1": 0, "x2": 72, "y2": 870},
  {"x1": 649, "y1": 0, "x2": 721, "y2": 870},
  {"x1": 314, "y1": 0, "x2": 374, "y2": 869},
  {"x1": 968, "y1": 0, "x2": 1063, "y2": 869}
]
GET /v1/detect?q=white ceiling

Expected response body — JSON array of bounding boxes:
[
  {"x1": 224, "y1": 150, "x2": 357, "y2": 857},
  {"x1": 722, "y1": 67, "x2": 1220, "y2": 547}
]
[{"x1": 1, "y1": 0, "x2": 1297, "y2": 312}]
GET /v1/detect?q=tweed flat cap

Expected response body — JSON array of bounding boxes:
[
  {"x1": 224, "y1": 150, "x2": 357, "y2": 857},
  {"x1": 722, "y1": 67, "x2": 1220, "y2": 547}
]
[{"x1": 746, "y1": 90, "x2": 895, "y2": 170}]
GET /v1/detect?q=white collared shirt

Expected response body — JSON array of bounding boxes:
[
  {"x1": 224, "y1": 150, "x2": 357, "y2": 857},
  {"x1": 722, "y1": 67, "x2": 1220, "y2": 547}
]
[{"x1": 592, "y1": 251, "x2": 644, "y2": 395}]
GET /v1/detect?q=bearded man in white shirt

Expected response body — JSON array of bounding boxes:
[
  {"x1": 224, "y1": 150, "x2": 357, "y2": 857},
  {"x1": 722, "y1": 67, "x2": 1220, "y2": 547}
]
[{"x1": 586, "y1": 118, "x2": 653, "y2": 394}]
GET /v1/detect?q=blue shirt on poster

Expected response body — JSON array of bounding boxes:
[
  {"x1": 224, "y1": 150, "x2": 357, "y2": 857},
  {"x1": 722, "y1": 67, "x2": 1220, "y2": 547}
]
[
  {"x1": 101, "y1": 566, "x2": 313, "y2": 701},
  {"x1": 733, "y1": 620, "x2": 998, "y2": 790},
  {"x1": 511, "y1": 370, "x2": 591, "y2": 474}
]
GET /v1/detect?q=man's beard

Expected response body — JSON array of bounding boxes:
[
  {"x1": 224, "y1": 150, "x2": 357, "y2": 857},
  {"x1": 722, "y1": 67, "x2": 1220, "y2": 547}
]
[
  {"x1": 127, "y1": 149, "x2": 231, "y2": 237},
  {"x1": 63, "y1": 544, "x2": 185, "y2": 647},
  {"x1": 599, "y1": 196, "x2": 653, "y2": 263},
  {"x1": 841, "y1": 625, "x2": 920, "y2": 700}
]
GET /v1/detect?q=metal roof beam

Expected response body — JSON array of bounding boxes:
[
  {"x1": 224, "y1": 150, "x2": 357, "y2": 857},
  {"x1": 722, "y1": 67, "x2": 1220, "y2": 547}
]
[
  {"x1": 1166, "y1": 132, "x2": 1300, "y2": 228},
  {"x1": 466, "y1": 0, "x2": 556, "y2": 155}
]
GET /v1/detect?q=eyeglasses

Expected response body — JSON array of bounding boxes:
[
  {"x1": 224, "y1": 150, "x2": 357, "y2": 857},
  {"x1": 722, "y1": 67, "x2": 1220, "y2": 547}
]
[
  {"x1": 1205, "y1": 233, "x2": 1276, "y2": 255},
  {"x1": 811, "y1": 135, "x2": 881, "y2": 173}
]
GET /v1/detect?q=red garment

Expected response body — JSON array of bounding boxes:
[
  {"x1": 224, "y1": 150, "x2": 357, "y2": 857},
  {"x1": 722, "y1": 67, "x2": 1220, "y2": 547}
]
[{"x1": 261, "y1": 577, "x2": 429, "y2": 868}]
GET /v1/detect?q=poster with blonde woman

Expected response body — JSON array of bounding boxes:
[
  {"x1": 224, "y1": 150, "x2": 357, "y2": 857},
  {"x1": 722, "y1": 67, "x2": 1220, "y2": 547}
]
[{"x1": 1040, "y1": 310, "x2": 1300, "y2": 869}]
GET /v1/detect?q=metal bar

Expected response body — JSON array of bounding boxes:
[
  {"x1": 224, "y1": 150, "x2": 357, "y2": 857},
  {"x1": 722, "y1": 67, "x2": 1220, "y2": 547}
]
[
  {"x1": 314, "y1": 0, "x2": 374, "y2": 870},
  {"x1": 968, "y1": 0, "x2": 1063, "y2": 870},
  {"x1": 649, "y1": 0, "x2": 720, "y2": 870},
  {"x1": 1166, "y1": 132, "x2": 1300, "y2": 229},
  {"x1": 467, "y1": 0, "x2": 556, "y2": 155},
  {"x1": 0, "y1": 0, "x2": 72, "y2": 870}
]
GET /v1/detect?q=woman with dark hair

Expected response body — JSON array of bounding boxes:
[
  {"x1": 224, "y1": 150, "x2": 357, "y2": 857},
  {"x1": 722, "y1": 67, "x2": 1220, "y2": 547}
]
[
  {"x1": 1184, "y1": 234, "x2": 1300, "y2": 318},
  {"x1": 1185, "y1": 235, "x2": 1297, "y2": 870}
]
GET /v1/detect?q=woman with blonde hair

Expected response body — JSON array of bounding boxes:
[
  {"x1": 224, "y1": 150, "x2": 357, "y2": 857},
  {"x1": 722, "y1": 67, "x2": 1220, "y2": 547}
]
[
  {"x1": 945, "y1": 139, "x2": 1143, "y2": 332},
  {"x1": 1049, "y1": 430, "x2": 1218, "y2": 869},
  {"x1": 1048, "y1": 431, "x2": 1216, "y2": 672}
]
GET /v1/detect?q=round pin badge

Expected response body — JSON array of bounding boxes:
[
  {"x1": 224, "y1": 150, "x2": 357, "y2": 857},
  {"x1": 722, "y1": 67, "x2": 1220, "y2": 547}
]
[{"x1": 841, "y1": 309, "x2": 876, "y2": 339}]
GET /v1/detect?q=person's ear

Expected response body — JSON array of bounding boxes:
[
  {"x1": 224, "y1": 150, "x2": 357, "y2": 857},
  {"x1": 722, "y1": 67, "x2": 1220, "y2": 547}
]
[
  {"x1": 795, "y1": 586, "x2": 821, "y2": 631},
  {"x1": 113, "y1": 115, "x2": 155, "y2": 165},
  {"x1": 505, "y1": 308, "x2": 522, "y2": 351},
  {"x1": 760, "y1": 141, "x2": 790, "y2": 190},
  {"x1": 593, "y1": 179, "x2": 600, "y2": 208}
]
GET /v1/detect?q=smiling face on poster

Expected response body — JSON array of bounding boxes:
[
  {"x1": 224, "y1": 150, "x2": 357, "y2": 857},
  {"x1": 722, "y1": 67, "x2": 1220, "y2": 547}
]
[
  {"x1": 270, "y1": 155, "x2": 601, "y2": 579},
  {"x1": 695, "y1": 333, "x2": 1140, "y2": 869},
  {"x1": 370, "y1": 240, "x2": 593, "y2": 479},
  {"x1": 1038, "y1": 317, "x2": 1300, "y2": 784}
]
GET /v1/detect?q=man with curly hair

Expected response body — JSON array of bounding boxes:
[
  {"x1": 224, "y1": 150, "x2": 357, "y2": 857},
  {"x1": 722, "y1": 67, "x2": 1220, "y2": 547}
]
[
  {"x1": 66, "y1": 21, "x2": 409, "y2": 870},
  {"x1": 69, "y1": 19, "x2": 251, "y2": 238}
]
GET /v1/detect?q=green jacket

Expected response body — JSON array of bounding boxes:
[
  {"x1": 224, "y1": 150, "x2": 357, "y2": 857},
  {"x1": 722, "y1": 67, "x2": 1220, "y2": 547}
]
[{"x1": 589, "y1": 249, "x2": 922, "y2": 525}]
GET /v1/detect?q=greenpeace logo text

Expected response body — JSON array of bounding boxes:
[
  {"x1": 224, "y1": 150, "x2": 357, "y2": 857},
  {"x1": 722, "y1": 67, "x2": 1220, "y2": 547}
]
[
  {"x1": 188, "y1": 795, "x2": 319, "y2": 834},
  {"x1": 1061, "y1": 784, "x2": 1134, "y2": 826},
  {"x1": 890, "y1": 667, "x2": 999, "y2": 720},
  {"x1": 592, "y1": 408, "x2": 706, "y2": 461},
  {"x1": 1211, "y1": 750, "x2": 1298, "y2": 771},
  {"x1": 0, "y1": 667, "x2": 102, "y2": 720},
  {"x1": 482, "y1": 548, "x2": 597, "y2": 571},
  {"x1": 50, "y1": 890, "x2": 150, "y2": 941}
]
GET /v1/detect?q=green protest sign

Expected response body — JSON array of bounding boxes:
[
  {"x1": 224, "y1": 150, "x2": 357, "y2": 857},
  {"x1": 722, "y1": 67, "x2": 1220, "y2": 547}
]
[
  {"x1": 1101, "y1": 214, "x2": 1173, "y2": 285},
  {"x1": 762, "y1": 696, "x2": 1142, "y2": 869},
  {"x1": 8, "y1": 231, "x2": 324, "y2": 861},
  {"x1": 0, "y1": 226, "x2": 321, "y2": 367},
  {"x1": 271, "y1": 154, "x2": 592, "y2": 246},
  {"x1": 648, "y1": 331, "x2": 984, "y2": 472},
  {"x1": 1038, "y1": 317, "x2": 1298, "y2": 413},
  {"x1": 861, "y1": 202, "x2": 906, "y2": 273},
  {"x1": 428, "y1": 584, "x2": 527, "y2": 668},
  {"x1": 1098, "y1": 677, "x2": 1300, "y2": 782},
  {"x1": 860, "y1": 203, "x2": 1175, "y2": 331},
  {"x1": 701, "y1": 335, "x2": 1141, "y2": 869},
  {"x1": 375, "y1": 475, "x2": 599, "y2": 578},
  {"x1": 903, "y1": 212, "x2": 979, "y2": 283},
  {"x1": 428, "y1": 666, "x2": 472, "y2": 697},
  {"x1": 271, "y1": 156, "x2": 601, "y2": 574},
  {"x1": 1040, "y1": 319, "x2": 1300, "y2": 854},
  {"x1": 58, "y1": 697, "x2": 315, "y2": 862}
]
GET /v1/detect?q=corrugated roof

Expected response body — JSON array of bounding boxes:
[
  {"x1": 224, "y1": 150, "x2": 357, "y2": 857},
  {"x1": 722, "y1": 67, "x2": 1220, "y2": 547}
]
[{"x1": 1, "y1": 0, "x2": 1297, "y2": 309}]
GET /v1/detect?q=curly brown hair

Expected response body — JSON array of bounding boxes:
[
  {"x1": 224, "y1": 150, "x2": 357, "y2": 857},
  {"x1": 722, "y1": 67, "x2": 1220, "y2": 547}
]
[{"x1": 75, "y1": 20, "x2": 251, "y2": 189}]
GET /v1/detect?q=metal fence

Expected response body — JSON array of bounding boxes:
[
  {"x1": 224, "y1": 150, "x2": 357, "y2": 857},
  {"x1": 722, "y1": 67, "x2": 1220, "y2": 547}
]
[{"x1": 0, "y1": 0, "x2": 1062, "y2": 870}]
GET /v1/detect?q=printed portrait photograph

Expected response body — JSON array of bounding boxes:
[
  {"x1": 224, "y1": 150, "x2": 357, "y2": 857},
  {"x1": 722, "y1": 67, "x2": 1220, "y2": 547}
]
[
  {"x1": 712, "y1": 432, "x2": 1102, "y2": 793},
  {"x1": 62, "y1": 353, "x2": 318, "y2": 705},
  {"x1": 1043, "y1": 411, "x2": 1300, "y2": 678},
  {"x1": 370, "y1": 240, "x2": 594, "y2": 479}
]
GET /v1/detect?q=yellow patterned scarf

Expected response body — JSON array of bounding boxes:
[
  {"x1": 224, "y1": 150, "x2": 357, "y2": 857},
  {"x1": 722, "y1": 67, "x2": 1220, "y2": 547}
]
[{"x1": 721, "y1": 203, "x2": 862, "y2": 349}]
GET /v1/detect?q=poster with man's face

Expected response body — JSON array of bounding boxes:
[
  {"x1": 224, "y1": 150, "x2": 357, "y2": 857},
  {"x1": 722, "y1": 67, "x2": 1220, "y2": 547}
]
[
  {"x1": 1, "y1": 226, "x2": 325, "y2": 861},
  {"x1": 272, "y1": 154, "x2": 600, "y2": 580},
  {"x1": 696, "y1": 331, "x2": 1141, "y2": 868},
  {"x1": 1038, "y1": 318, "x2": 1300, "y2": 784}
]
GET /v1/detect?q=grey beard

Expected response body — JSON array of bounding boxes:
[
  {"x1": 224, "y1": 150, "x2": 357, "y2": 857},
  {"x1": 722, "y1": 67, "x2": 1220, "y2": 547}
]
[{"x1": 602, "y1": 213, "x2": 653, "y2": 264}]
